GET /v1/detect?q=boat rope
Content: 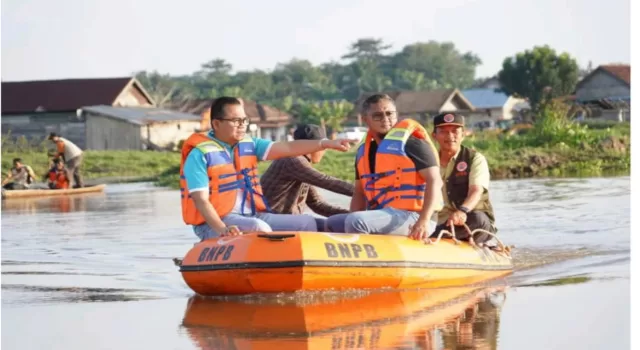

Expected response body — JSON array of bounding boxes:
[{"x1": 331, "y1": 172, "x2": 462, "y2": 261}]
[
  {"x1": 426, "y1": 223, "x2": 511, "y2": 257},
  {"x1": 463, "y1": 224, "x2": 511, "y2": 256}
]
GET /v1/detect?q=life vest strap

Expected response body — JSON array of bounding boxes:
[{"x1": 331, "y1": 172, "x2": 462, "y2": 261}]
[
  {"x1": 366, "y1": 184, "x2": 427, "y2": 210},
  {"x1": 238, "y1": 167, "x2": 271, "y2": 216}
]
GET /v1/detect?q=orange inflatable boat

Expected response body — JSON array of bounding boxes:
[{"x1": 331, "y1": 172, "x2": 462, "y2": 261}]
[
  {"x1": 180, "y1": 286, "x2": 505, "y2": 349},
  {"x1": 177, "y1": 231, "x2": 513, "y2": 296}
]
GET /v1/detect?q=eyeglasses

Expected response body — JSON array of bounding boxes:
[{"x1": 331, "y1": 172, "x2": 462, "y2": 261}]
[
  {"x1": 219, "y1": 118, "x2": 249, "y2": 127},
  {"x1": 370, "y1": 111, "x2": 397, "y2": 121}
]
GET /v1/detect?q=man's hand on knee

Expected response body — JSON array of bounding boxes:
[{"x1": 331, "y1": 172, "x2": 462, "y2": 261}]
[
  {"x1": 447, "y1": 210, "x2": 467, "y2": 226},
  {"x1": 219, "y1": 225, "x2": 242, "y2": 237}
]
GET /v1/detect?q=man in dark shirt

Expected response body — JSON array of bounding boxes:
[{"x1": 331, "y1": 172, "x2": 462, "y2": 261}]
[
  {"x1": 326, "y1": 94, "x2": 442, "y2": 240},
  {"x1": 261, "y1": 124, "x2": 355, "y2": 231}
]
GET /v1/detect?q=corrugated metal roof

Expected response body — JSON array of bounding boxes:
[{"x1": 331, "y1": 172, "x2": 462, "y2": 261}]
[
  {"x1": 461, "y1": 88, "x2": 509, "y2": 109},
  {"x1": 1, "y1": 77, "x2": 154, "y2": 114},
  {"x1": 81, "y1": 105, "x2": 200, "y2": 126}
]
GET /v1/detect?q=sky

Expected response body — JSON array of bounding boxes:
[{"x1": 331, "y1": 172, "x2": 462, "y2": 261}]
[{"x1": 0, "y1": 0, "x2": 631, "y2": 82}]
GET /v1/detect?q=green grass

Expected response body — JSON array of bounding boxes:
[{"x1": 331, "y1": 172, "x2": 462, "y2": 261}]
[{"x1": 2, "y1": 149, "x2": 180, "y2": 182}]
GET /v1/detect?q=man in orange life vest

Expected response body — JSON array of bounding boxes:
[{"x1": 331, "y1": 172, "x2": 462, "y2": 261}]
[
  {"x1": 48, "y1": 159, "x2": 71, "y2": 189},
  {"x1": 180, "y1": 97, "x2": 358, "y2": 240},
  {"x1": 326, "y1": 94, "x2": 443, "y2": 241},
  {"x1": 429, "y1": 112, "x2": 497, "y2": 243}
]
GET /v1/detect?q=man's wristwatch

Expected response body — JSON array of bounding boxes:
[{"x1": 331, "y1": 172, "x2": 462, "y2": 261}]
[{"x1": 459, "y1": 206, "x2": 470, "y2": 214}]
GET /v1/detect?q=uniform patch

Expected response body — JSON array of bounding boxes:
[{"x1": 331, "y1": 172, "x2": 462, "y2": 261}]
[
  {"x1": 444, "y1": 114, "x2": 455, "y2": 123},
  {"x1": 456, "y1": 161, "x2": 468, "y2": 172}
]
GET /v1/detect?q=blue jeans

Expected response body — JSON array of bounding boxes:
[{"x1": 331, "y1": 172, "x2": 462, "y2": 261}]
[
  {"x1": 193, "y1": 212, "x2": 317, "y2": 240},
  {"x1": 326, "y1": 208, "x2": 436, "y2": 236}
]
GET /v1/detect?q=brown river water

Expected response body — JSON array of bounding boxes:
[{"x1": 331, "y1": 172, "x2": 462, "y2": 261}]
[{"x1": 1, "y1": 177, "x2": 630, "y2": 349}]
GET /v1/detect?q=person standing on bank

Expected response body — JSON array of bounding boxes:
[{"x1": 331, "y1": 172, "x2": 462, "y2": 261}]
[
  {"x1": 180, "y1": 97, "x2": 358, "y2": 241},
  {"x1": 48, "y1": 133, "x2": 84, "y2": 188},
  {"x1": 326, "y1": 94, "x2": 442, "y2": 240},
  {"x1": 429, "y1": 112, "x2": 497, "y2": 243},
  {"x1": 260, "y1": 124, "x2": 354, "y2": 231}
]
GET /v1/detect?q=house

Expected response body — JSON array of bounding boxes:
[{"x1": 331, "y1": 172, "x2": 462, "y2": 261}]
[
  {"x1": 80, "y1": 105, "x2": 201, "y2": 151},
  {"x1": 168, "y1": 98, "x2": 293, "y2": 141},
  {"x1": 472, "y1": 76, "x2": 502, "y2": 90},
  {"x1": 1, "y1": 77, "x2": 155, "y2": 148},
  {"x1": 574, "y1": 64, "x2": 630, "y2": 122},
  {"x1": 347, "y1": 89, "x2": 475, "y2": 126},
  {"x1": 461, "y1": 88, "x2": 529, "y2": 128}
]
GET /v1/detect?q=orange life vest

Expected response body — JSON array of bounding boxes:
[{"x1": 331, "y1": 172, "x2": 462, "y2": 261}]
[
  {"x1": 355, "y1": 118, "x2": 439, "y2": 212},
  {"x1": 48, "y1": 168, "x2": 70, "y2": 189},
  {"x1": 179, "y1": 132, "x2": 269, "y2": 226}
]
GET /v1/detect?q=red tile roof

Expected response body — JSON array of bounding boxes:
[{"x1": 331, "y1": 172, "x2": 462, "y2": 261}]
[
  {"x1": 1, "y1": 77, "x2": 151, "y2": 114},
  {"x1": 600, "y1": 65, "x2": 630, "y2": 85}
]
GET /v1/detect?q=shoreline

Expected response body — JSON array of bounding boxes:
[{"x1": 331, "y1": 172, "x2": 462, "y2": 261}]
[
  {"x1": 24, "y1": 170, "x2": 632, "y2": 190},
  {"x1": 1, "y1": 149, "x2": 630, "y2": 191},
  {"x1": 2, "y1": 122, "x2": 630, "y2": 190}
]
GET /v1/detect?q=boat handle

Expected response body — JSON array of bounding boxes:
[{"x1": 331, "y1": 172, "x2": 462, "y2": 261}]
[{"x1": 257, "y1": 233, "x2": 296, "y2": 241}]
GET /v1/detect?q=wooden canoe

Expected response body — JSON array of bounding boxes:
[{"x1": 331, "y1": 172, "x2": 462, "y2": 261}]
[
  {"x1": 1, "y1": 184, "x2": 107, "y2": 199},
  {"x1": 178, "y1": 231, "x2": 513, "y2": 296}
]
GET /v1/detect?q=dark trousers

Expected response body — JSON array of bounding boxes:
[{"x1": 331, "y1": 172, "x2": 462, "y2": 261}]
[
  {"x1": 3, "y1": 183, "x2": 28, "y2": 190},
  {"x1": 431, "y1": 211, "x2": 496, "y2": 244},
  {"x1": 66, "y1": 155, "x2": 84, "y2": 188}
]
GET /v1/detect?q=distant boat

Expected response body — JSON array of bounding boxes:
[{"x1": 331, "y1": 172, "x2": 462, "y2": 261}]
[{"x1": 1, "y1": 184, "x2": 107, "y2": 199}]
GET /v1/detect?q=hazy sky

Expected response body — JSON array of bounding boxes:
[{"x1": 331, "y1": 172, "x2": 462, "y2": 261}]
[{"x1": 1, "y1": 0, "x2": 630, "y2": 82}]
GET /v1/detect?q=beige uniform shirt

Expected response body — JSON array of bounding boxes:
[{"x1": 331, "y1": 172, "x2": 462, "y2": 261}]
[
  {"x1": 58, "y1": 137, "x2": 83, "y2": 161},
  {"x1": 437, "y1": 149, "x2": 490, "y2": 225}
]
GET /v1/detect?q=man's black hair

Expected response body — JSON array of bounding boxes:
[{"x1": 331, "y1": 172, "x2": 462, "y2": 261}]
[
  {"x1": 12, "y1": 158, "x2": 22, "y2": 164},
  {"x1": 360, "y1": 93, "x2": 395, "y2": 115},
  {"x1": 210, "y1": 97, "x2": 242, "y2": 120}
]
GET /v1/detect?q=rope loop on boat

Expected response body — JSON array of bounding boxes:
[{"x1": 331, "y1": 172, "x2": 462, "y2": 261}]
[
  {"x1": 426, "y1": 223, "x2": 511, "y2": 256},
  {"x1": 463, "y1": 224, "x2": 511, "y2": 256},
  {"x1": 431, "y1": 222, "x2": 461, "y2": 245}
]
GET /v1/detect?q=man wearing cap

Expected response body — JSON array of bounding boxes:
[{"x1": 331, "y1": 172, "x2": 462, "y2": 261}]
[
  {"x1": 48, "y1": 133, "x2": 84, "y2": 188},
  {"x1": 260, "y1": 124, "x2": 355, "y2": 231},
  {"x1": 430, "y1": 112, "x2": 497, "y2": 243}
]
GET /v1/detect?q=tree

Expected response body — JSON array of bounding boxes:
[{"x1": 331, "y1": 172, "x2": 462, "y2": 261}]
[
  {"x1": 133, "y1": 39, "x2": 483, "y2": 111},
  {"x1": 200, "y1": 58, "x2": 233, "y2": 76},
  {"x1": 498, "y1": 45, "x2": 579, "y2": 111},
  {"x1": 291, "y1": 100, "x2": 354, "y2": 133},
  {"x1": 134, "y1": 71, "x2": 188, "y2": 107},
  {"x1": 341, "y1": 38, "x2": 392, "y2": 62},
  {"x1": 389, "y1": 41, "x2": 482, "y2": 89}
]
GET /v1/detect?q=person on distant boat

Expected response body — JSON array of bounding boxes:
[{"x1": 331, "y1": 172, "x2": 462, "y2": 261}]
[
  {"x1": 260, "y1": 124, "x2": 354, "y2": 231},
  {"x1": 179, "y1": 96, "x2": 358, "y2": 241},
  {"x1": 48, "y1": 132, "x2": 84, "y2": 188},
  {"x1": 48, "y1": 159, "x2": 71, "y2": 190},
  {"x1": 325, "y1": 94, "x2": 443, "y2": 241},
  {"x1": 430, "y1": 112, "x2": 497, "y2": 243},
  {"x1": 2, "y1": 158, "x2": 37, "y2": 190}
]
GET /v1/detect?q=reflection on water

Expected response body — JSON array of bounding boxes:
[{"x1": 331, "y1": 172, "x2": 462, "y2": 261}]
[
  {"x1": 0, "y1": 192, "x2": 104, "y2": 214},
  {"x1": 0, "y1": 177, "x2": 630, "y2": 350},
  {"x1": 180, "y1": 286, "x2": 506, "y2": 350}
]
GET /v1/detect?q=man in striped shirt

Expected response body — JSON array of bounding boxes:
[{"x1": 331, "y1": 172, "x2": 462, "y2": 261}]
[{"x1": 260, "y1": 124, "x2": 354, "y2": 231}]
